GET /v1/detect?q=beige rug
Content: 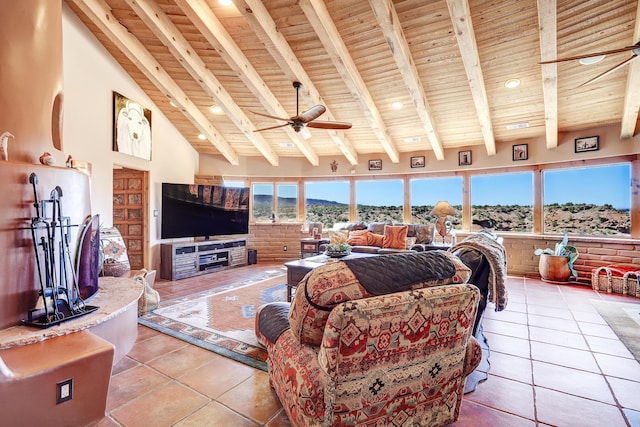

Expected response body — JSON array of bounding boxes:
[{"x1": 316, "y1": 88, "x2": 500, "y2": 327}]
[{"x1": 592, "y1": 299, "x2": 640, "y2": 363}]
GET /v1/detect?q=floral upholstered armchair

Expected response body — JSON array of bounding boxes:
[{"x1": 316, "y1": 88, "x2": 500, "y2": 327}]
[{"x1": 255, "y1": 251, "x2": 482, "y2": 426}]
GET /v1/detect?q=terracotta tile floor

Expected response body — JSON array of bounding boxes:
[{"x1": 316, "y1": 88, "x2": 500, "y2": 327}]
[{"x1": 92, "y1": 264, "x2": 640, "y2": 426}]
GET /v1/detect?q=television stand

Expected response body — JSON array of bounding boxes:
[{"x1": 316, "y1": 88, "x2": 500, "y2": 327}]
[{"x1": 160, "y1": 238, "x2": 247, "y2": 280}]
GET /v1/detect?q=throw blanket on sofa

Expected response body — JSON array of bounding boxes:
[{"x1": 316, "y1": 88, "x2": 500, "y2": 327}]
[
  {"x1": 450, "y1": 232, "x2": 508, "y2": 311},
  {"x1": 343, "y1": 251, "x2": 456, "y2": 295}
]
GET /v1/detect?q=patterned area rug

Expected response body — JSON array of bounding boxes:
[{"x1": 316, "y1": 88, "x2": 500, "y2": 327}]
[{"x1": 138, "y1": 271, "x2": 288, "y2": 371}]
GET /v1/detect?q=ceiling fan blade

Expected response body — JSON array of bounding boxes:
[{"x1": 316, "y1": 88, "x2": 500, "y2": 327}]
[
  {"x1": 539, "y1": 45, "x2": 639, "y2": 64},
  {"x1": 296, "y1": 105, "x2": 326, "y2": 123},
  {"x1": 580, "y1": 55, "x2": 638, "y2": 86},
  {"x1": 254, "y1": 123, "x2": 290, "y2": 132},
  {"x1": 249, "y1": 110, "x2": 291, "y2": 122},
  {"x1": 307, "y1": 120, "x2": 352, "y2": 130}
]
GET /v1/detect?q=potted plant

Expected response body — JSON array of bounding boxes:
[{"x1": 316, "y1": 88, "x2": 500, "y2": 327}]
[
  {"x1": 324, "y1": 242, "x2": 352, "y2": 258},
  {"x1": 534, "y1": 233, "x2": 579, "y2": 283}
]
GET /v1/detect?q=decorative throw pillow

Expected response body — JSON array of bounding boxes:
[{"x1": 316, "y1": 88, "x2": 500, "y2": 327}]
[
  {"x1": 366, "y1": 221, "x2": 389, "y2": 235},
  {"x1": 382, "y1": 225, "x2": 408, "y2": 249},
  {"x1": 367, "y1": 232, "x2": 384, "y2": 247},
  {"x1": 347, "y1": 229, "x2": 370, "y2": 246},
  {"x1": 329, "y1": 230, "x2": 349, "y2": 244},
  {"x1": 414, "y1": 224, "x2": 434, "y2": 244}
]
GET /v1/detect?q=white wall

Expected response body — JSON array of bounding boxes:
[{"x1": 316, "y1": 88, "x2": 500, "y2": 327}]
[{"x1": 61, "y1": 5, "x2": 199, "y2": 268}]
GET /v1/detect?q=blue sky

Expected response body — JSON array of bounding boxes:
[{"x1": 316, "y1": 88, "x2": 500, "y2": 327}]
[{"x1": 249, "y1": 164, "x2": 631, "y2": 210}]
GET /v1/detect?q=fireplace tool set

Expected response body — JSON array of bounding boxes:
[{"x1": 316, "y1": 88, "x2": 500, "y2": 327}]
[{"x1": 23, "y1": 172, "x2": 99, "y2": 328}]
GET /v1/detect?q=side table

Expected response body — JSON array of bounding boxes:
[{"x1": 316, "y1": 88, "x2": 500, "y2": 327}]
[{"x1": 300, "y1": 238, "x2": 329, "y2": 258}]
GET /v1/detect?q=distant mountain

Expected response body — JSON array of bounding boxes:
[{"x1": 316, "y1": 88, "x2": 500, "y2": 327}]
[{"x1": 253, "y1": 194, "x2": 346, "y2": 206}]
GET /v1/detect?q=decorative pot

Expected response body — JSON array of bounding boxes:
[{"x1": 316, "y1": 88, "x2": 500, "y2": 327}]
[{"x1": 538, "y1": 254, "x2": 571, "y2": 283}]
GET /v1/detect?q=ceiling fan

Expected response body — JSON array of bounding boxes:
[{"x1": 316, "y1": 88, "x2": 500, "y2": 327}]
[
  {"x1": 250, "y1": 82, "x2": 352, "y2": 139},
  {"x1": 540, "y1": 41, "x2": 640, "y2": 86}
]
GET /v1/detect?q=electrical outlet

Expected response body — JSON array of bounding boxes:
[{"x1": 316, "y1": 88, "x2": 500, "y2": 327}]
[
  {"x1": 57, "y1": 378, "x2": 73, "y2": 404},
  {"x1": 283, "y1": 245, "x2": 287, "y2": 251}
]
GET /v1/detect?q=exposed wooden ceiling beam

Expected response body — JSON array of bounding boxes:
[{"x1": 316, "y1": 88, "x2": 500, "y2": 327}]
[
  {"x1": 125, "y1": 0, "x2": 279, "y2": 166},
  {"x1": 68, "y1": 0, "x2": 240, "y2": 165},
  {"x1": 620, "y1": 2, "x2": 640, "y2": 139},
  {"x1": 233, "y1": 0, "x2": 359, "y2": 165},
  {"x1": 175, "y1": 0, "x2": 320, "y2": 166},
  {"x1": 300, "y1": 0, "x2": 400, "y2": 163},
  {"x1": 446, "y1": 0, "x2": 496, "y2": 156},
  {"x1": 369, "y1": 0, "x2": 445, "y2": 160},
  {"x1": 537, "y1": 0, "x2": 559, "y2": 149}
]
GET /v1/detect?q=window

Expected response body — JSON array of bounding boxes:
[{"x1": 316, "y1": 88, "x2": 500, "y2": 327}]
[
  {"x1": 410, "y1": 177, "x2": 463, "y2": 226},
  {"x1": 277, "y1": 183, "x2": 298, "y2": 221},
  {"x1": 471, "y1": 172, "x2": 533, "y2": 232},
  {"x1": 356, "y1": 179, "x2": 403, "y2": 223},
  {"x1": 252, "y1": 183, "x2": 273, "y2": 221},
  {"x1": 543, "y1": 164, "x2": 630, "y2": 236},
  {"x1": 305, "y1": 181, "x2": 350, "y2": 228}
]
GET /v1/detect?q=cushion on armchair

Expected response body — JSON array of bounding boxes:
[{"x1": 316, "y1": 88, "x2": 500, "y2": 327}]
[{"x1": 289, "y1": 251, "x2": 472, "y2": 346}]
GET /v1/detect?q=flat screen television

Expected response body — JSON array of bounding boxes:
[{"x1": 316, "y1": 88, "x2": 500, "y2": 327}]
[{"x1": 161, "y1": 183, "x2": 250, "y2": 239}]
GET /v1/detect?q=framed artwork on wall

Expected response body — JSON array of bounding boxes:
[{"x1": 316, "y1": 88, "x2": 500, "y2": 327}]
[
  {"x1": 113, "y1": 91, "x2": 152, "y2": 161},
  {"x1": 458, "y1": 150, "x2": 472, "y2": 166},
  {"x1": 575, "y1": 136, "x2": 599, "y2": 153},
  {"x1": 368, "y1": 159, "x2": 382, "y2": 171},
  {"x1": 410, "y1": 156, "x2": 425, "y2": 168},
  {"x1": 512, "y1": 143, "x2": 528, "y2": 161}
]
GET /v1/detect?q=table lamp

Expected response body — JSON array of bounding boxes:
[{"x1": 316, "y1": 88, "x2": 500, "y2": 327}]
[{"x1": 430, "y1": 201, "x2": 456, "y2": 243}]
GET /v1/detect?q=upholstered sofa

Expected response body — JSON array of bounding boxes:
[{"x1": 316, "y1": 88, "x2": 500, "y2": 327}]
[
  {"x1": 255, "y1": 251, "x2": 482, "y2": 426},
  {"x1": 324, "y1": 221, "x2": 437, "y2": 254}
]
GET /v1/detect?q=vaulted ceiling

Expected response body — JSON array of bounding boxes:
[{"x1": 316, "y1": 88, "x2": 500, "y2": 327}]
[{"x1": 65, "y1": 0, "x2": 640, "y2": 167}]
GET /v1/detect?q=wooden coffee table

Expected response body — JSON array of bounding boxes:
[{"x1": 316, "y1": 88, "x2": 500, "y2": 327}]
[{"x1": 284, "y1": 252, "x2": 377, "y2": 302}]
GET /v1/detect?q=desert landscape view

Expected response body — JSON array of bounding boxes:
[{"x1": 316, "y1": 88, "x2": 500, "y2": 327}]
[{"x1": 253, "y1": 196, "x2": 630, "y2": 236}]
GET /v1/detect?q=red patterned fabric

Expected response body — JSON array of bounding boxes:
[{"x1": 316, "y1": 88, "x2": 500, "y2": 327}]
[
  {"x1": 382, "y1": 225, "x2": 408, "y2": 249},
  {"x1": 289, "y1": 252, "x2": 471, "y2": 346},
  {"x1": 262, "y1": 284, "x2": 481, "y2": 426}
]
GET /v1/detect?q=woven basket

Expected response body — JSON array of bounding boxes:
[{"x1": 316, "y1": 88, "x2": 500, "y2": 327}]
[{"x1": 591, "y1": 265, "x2": 640, "y2": 297}]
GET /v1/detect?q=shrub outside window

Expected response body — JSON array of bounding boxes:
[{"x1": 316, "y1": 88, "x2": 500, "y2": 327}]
[
  {"x1": 305, "y1": 181, "x2": 349, "y2": 229},
  {"x1": 471, "y1": 172, "x2": 533, "y2": 232},
  {"x1": 543, "y1": 164, "x2": 630, "y2": 236},
  {"x1": 356, "y1": 180, "x2": 403, "y2": 223}
]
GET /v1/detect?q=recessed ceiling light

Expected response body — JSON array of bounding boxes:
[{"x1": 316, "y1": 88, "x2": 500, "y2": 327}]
[
  {"x1": 504, "y1": 78, "x2": 521, "y2": 89},
  {"x1": 391, "y1": 102, "x2": 403, "y2": 109},
  {"x1": 169, "y1": 101, "x2": 177, "y2": 108},
  {"x1": 579, "y1": 55, "x2": 605, "y2": 65},
  {"x1": 219, "y1": 0, "x2": 233, "y2": 6},
  {"x1": 506, "y1": 122, "x2": 530, "y2": 130},
  {"x1": 197, "y1": 134, "x2": 207, "y2": 140},
  {"x1": 279, "y1": 142, "x2": 295, "y2": 148},
  {"x1": 210, "y1": 105, "x2": 223, "y2": 114}
]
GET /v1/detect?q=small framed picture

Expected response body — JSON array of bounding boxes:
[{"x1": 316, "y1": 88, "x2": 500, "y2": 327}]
[
  {"x1": 575, "y1": 136, "x2": 599, "y2": 153},
  {"x1": 512, "y1": 143, "x2": 528, "y2": 161},
  {"x1": 410, "y1": 156, "x2": 425, "y2": 168},
  {"x1": 368, "y1": 159, "x2": 382, "y2": 171},
  {"x1": 458, "y1": 150, "x2": 472, "y2": 166}
]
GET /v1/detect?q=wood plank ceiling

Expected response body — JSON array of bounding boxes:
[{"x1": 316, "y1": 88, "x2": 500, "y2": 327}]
[{"x1": 65, "y1": 0, "x2": 640, "y2": 167}]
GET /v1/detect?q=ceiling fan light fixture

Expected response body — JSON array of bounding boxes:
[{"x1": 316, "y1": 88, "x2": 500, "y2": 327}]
[
  {"x1": 299, "y1": 126, "x2": 312, "y2": 140},
  {"x1": 579, "y1": 55, "x2": 605, "y2": 65},
  {"x1": 504, "y1": 78, "x2": 521, "y2": 89}
]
